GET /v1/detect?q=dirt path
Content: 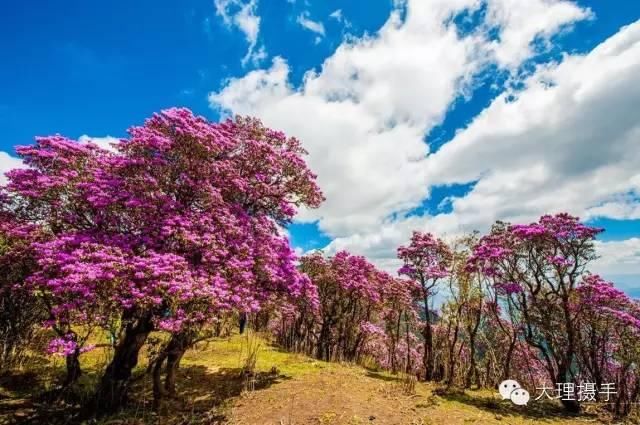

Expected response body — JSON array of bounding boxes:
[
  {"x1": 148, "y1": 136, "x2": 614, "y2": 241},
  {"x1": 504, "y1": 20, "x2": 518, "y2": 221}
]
[
  {"x1": 226, "y1": 366, "x2": 598, "y2": 425},
  {"x1": 0, "y1": 336, "x2": 613, "y2": 425}
]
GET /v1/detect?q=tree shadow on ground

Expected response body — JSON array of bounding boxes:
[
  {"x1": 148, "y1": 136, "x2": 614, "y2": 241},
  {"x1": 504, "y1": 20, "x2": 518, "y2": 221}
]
[
  {"x1": 154, "y1": 365, "x2": 290, "y2": 411},
  {"x1": 2, "y1": 365, "x2": 290, "y2": 425},
  {"x1": 0, "y1": 370, "x2": 43, "y2": 396},
  {"x1": 1, "y1": 364, "x2": 110, "y2": 425},
  {"x1": 0, "y1": 366, "x2": 68, "y2": 424},
  {"x1": 127, "y1": 365, "x2": 291, "y2": 424},
  {"x1": 365, "y1": 370, "x2": 402, "y2": 382},
  {"x1": 436, "y1": 388, "x2": 600, "y2": 423}
]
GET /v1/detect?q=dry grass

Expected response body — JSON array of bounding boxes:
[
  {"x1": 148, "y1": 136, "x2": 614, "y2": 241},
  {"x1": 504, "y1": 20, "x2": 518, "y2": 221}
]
[{"x1": 0, "y1": 332, "x2": 632, "y2": 424}]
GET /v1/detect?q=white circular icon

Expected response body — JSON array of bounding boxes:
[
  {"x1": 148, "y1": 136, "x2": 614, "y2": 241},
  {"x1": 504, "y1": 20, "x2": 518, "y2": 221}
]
[
  {"x1": 499, "y1": 379, "x2": 521, "y2": 399},
  {"x1": 510, "y1": 388, "x2": 530, "y2": 406}
]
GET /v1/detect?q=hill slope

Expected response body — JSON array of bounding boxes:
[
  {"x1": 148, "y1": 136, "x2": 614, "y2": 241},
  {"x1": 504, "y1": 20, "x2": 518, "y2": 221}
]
[{"x1": 0, "y1": 334, "x2": 613, "y2": 424}]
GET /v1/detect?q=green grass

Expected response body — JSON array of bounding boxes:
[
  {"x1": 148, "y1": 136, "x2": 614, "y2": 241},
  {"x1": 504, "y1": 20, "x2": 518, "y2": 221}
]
[
  {"x1": 182, "y1": 331, "x2": 336, "y2": 377},
  {"x1": 1, "y1": 331, "x2": 635, "y2": 424}
]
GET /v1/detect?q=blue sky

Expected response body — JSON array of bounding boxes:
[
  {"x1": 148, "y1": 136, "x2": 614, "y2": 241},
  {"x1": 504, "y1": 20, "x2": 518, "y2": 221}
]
[
  {"x1": 1, "y1": 0, "x2": 639, "y2": 294},
  {"x1": 0, "y1": 0, "x2": 390, "y2": 146}
]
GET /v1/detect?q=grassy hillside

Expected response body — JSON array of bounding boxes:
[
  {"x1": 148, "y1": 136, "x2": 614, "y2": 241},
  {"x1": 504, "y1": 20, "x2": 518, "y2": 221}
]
[{"x1": 0, "y1": 333, "x2": 626, "y2": 424}]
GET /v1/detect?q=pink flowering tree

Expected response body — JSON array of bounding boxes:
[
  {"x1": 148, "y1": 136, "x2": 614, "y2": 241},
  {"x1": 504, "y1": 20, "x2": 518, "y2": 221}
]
[
  {"x1": 0, "y1": 204, "x2": 47, "y2": 372},
  {"x1": 275, "y1": 250, "x2": 410, "y2": 369},
  {"x1": 304, "y1": 251, "x2": 386, "y2": 362},
  {"x1": 438, "y1": 234, "x2": 485, "y2": 388},
  {"x1": 468, "y1": 213, "x2": 603, "y2": 412},
  {"x1": 465, "y1": 222, "x2": 524, "y2": 382},
  {"x1": 3, "y1": 137, "x2": 120, "y2": 386},
  {"x1": 379, "y1": 275, "x2": 421, "y2": 374},
  {"x1": 3, "y1": 108, "x2": 323, "y2": 414},
  {"x1": 397, "y1": 231, "x2": 452, "y2": 380},
  {"x1": 575, "y1": 275, "x2": 640, "y2": 415}
]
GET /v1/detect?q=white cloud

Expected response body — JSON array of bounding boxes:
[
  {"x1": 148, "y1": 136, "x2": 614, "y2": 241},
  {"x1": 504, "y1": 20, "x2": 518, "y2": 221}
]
[
  {"x1": 214, "y1": 0, "x2": 265, "y2": 66},
  {"x1": 0, "y1": 151, "x2": 25, "y2": 185},
  {"x1": 584, "y1": 186, "x2": 640, "y2": 220},
  {"x1": 593, "y1": 238, "x2": 640, "y2": 277},
  {"x1": 484, "y1": 0, "x2": 593, "y2": 68},
  {"x1": 329, "y1": 9, "x2": 343, "y2": 22},
  {"x1": 78, "y1": 135, "x2": 120, "y2": 152},
  {"x1": 593, "y1": 238, "x2": 640, "y2": 296},
  {"x1": 421, "y1": 20, "x2": 640, "y2": 225},
  {"x1": 326, "y1": 19, "x2": 640, "y2": 275},
  {"x1": 211, "y1": 0, "x2": 590, "y2": 239},
  {"x1": 296, "y1": 11, "x2": 325, "y2": 37},
  {"x1": 209, "y1": 0, "x2": 640, "y2": 279},
  {"x1": 329, "y1": 9, "x2": 351, "y2": 30},
  {"x1": 214, "y1": 3, "x2": 476, "y2": 236}
]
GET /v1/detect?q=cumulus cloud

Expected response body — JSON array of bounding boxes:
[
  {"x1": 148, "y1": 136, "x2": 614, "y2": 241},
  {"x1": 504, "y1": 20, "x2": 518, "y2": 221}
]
[
  {"x1": 324, "y1": 19, "x2": 640, "y2": 267},
  {"x1": 593, "y1": 238, "x2": 640, "y2": 277},
  {"x1": 422, "y1": 20, "x2": 640, "y2": 229},
  {"x1": 483, "y1": 0, "x2": 593, "y2": 68},
  {"x1": 593, "y1": 238, "x2": 640, "y2": 296},
  {"x1": 214, "y1": 0, "x2": 264, "y2": 66},
  {"x1": 209, "y1": 0, "x2": 640, "y2": 290},
  {"x1": 585, "y1": 187, "x2": 640, "y2": 220},
  {"x1": 211, "y1": 0, "x2": 591, "y2": 242}
]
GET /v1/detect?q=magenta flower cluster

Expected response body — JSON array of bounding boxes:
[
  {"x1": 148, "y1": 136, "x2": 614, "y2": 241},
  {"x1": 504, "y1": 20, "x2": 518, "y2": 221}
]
[{"x1": 3, "y1": 108, "x2": 324, "y2": 354}]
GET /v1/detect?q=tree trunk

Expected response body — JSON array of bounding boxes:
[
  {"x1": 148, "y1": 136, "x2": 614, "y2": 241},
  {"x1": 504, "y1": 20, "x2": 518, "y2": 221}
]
[
  {"x1": 447, "y1": 322, "x2": 460, "y2": 388},
  {"x1": 152, "y1": 352, "x2": 168, "y2": 410},
  {"x1": 317, "y1": 320, "x2": 332, "y2": 361},
  {"x1": 63, "y1": 349, "x2": 82, "y2": 387},
  {"x1": 164, "y1": 331, "x2": 194, "y2": 396},
  {"x1": 239, "y1": 312, "x2": 247, "y2": 334},
  {"x1": 502, "y1": 337, "x2": 516, "y2": 380},
  {"x1": 90, "y1": 314, "x2": 153, "y2": 416},
  {"x1": 465, "y1": 337, "x2": 477, "y2": 388},
  {"x1": 556, "y1": 366, "x2": 581, "y2": 413},
  {"x1": 465, "y1": 311, "x2": 481, "y2": 388},
  {"x1": 423, "y1": 320, "x2": 434, "y2": 381},
  {"x1": 390, "y1": 313, "x2": 402, "y2": 374},
  {"x1": 558, "y1": 295, "x2": 580, "y2": 413},
  {"x1": 165, "y1": 349, "x2": 185, "y2": 396},
  {"x1": 404, "y1": 312, "x2": 412, "y2": 374},
  {"x1": 151, "y1": 330, "x2": 194, "y2": 410},
  {"x1": 422, "y1": 291, "x2": 434, "y2": 381}
]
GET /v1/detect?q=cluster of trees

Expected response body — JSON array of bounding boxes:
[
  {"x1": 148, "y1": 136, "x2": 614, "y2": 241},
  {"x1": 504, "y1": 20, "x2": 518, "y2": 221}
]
[
  {"x1": 272, "y1": 214, "x2": 640, "y2": 416},
  {"x1": 466, "y1": 216, "x2": 640, "y2": 414},
  {"x1": 0, "y1": 108, "x2": 638, "y2": 418},
  {"x1": 274, "y1": 250, "x2": 421, "y2": 374},
  {"x1": 0, "y1": 109, "x2": 323, "y2": 416}
]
